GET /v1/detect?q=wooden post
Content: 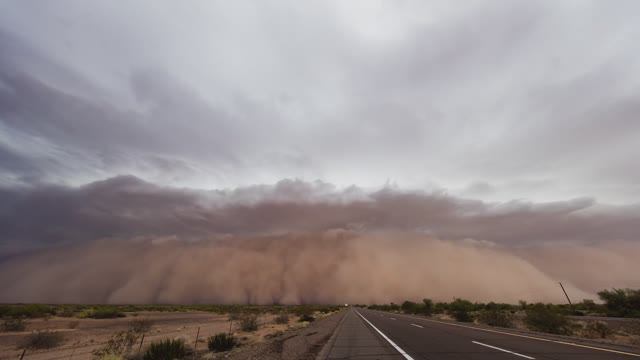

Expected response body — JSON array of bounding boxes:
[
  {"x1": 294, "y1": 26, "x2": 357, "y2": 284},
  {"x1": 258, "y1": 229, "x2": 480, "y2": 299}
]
[
  {"x1": 193, "y1": 327, "x2": 200, "y2": 360},
  {"x1": 559, "y1": 282, "x2": 573, "y2": 306},
  {"x1": 19, "y1": 349, "x2": 26, "y2": 360},
  {"x1": 137, "y1": 333, "x2": 145, "y2": 354}
]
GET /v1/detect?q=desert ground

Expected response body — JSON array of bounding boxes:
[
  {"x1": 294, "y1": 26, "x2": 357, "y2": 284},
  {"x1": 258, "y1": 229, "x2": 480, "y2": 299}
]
[{"x1": 0, "y1": 308, "x2": 341, "y2": 360}]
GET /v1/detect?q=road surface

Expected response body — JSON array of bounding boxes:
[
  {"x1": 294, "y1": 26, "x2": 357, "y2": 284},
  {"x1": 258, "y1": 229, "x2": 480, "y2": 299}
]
[{"x1": 321, "y1": 308, "x2": 640, "y2": 359}]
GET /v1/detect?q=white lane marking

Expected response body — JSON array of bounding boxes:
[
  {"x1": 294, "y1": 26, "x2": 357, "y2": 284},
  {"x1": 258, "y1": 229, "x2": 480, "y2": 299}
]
[
  {"x1": 410, "y1": 324, "x2": 424, "y2": 328},
  {"x1": 394, "y1": 314, "x2": 640, "y2": 358},
  {"x1": 473, "y1": 340, "x2": 535, "y2": 359},
  {"x1": 390, "y1": 317, "x2": 397, "y2": 320},
  {"x1": 355, "y1": 310, "x2": 415, "y2": 360}
]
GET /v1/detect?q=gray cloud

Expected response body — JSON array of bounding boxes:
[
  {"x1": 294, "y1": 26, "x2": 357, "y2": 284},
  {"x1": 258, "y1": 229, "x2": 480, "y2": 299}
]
[
  {"x1": 0, "y1": 1, "x2": 639, "y2": 200},
  {"x1": 3, "y1": 175, "x2": 638, "y2": 253}
]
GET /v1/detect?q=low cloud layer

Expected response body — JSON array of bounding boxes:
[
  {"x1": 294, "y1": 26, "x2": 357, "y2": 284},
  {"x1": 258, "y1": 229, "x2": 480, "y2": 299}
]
[{"x1": 1, "y1": 177, "x2": 638, "y2": 304}]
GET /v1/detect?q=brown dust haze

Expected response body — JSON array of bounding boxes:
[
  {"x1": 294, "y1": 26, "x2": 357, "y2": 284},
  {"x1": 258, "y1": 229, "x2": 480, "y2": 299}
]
[{"x1": 1, "y1": 176, "x2": 639, "y2": 304}]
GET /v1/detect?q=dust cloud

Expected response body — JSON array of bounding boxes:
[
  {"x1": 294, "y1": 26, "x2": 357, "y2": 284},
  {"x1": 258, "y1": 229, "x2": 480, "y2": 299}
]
[
  {"x1": 2, "y1": 231, "x2": 634, "y2": 304},
  {"x1": 1, "y1": 176, "x2": 639, "y2": 304}
]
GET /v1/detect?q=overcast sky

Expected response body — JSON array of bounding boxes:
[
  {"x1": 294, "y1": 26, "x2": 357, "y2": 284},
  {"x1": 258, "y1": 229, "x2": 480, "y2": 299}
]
[{"x1": 1, "y1": 0, "x2": 639, "y2": 203}]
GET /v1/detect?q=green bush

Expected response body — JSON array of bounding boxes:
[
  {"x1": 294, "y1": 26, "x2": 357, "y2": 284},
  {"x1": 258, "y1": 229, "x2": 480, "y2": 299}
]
[
  {"x1": 598, "y1": 289, "x2": 640, "y2": 318},
  {"x1": 207, "y1": 333, "x2": 237, "y2": 352},
  {"x1": 449, "y1": 299, "x2": 474, "y2": 322},
  {"x1": 401, "y1": 301, "x2": 420, "y2": 314},
  {"x1": 2, "y1": 318, "x2": 26, "y2": 331},
  {"x1": 524, "y1": 303, "x2": 572, "y2": 335},
  {"x1": 434, "y1": 302, "x2": 447, "y2": 314},
  {"x1": 422, "y1": 299, "x2": 434, "y2": 316},
  {"x1": 477, "y1": 304, "x2": 513, "y2": 328},
  {"x1": 21, "y1": 330, "x2": 64, "y2": 349},
  {"x1": 89, "y1": 308, "x2": 126, "y2": 319},
  {"x1": 239, "y1": 315, "x2": 259, "y2": 332},
  {"x1": 143, "y1": 339, "x2": 188, "y2": 360}
]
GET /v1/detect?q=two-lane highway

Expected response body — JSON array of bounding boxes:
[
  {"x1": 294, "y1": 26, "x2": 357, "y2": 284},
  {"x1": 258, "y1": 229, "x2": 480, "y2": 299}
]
[{"x1": 321, "y1": 308, "x2": 640, "y2": 359}]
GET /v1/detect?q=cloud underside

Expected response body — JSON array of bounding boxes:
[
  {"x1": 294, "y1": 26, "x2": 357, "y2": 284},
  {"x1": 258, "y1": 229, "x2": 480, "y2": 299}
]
[{"x1": 1, "y1": 176, "x2": 638, "y2": 304}]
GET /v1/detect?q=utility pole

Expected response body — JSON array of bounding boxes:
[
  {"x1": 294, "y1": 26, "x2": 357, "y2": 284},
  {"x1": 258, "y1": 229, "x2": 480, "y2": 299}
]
[{"x1": 559, "y1": 282, "x2": 572, "y2": 306}]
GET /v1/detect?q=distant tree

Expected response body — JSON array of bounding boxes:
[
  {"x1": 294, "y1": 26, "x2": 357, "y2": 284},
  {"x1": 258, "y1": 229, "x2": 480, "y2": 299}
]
[
  {"x1": 401, "y1": 301, "x2": 418, "y2": 314},
  {"x1": 422, "y1": 299, "x2": 434, "y2": 316},
  {"x1": 449, "y1": 299, "x2": 474, "y2": 322},
  {"x1": 518, "y1": 300, "x2": 528, "y2": 310},
  {"x1": 597, "y1": 289, "x2": 640, "y2": 318}
]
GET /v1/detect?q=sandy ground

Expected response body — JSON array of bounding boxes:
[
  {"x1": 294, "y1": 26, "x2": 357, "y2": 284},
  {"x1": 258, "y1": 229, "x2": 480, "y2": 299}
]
[{"x1": 0, "y1": 311, "x2": 315, "y2": 360}]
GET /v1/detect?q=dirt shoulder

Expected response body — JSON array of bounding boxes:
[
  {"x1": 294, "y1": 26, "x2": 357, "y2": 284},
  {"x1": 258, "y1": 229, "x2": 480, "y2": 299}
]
[{"x1": 219, "y1": 310, "x2": 346, "y2": 360}]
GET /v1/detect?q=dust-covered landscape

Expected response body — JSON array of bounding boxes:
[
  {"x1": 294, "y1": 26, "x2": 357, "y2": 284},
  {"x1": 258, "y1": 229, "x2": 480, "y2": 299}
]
[{"x1": 2, "y1": 1, "x2": 640, "y2": 359}]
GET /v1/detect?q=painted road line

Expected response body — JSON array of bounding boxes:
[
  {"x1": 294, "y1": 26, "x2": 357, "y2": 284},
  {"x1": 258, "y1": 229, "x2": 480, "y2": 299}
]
[
  {"x1": 473, "y1": 341, "x2": 535, "y2": 359},
  {"x1": 355, "y1": 310, "x2": 415, "y2": 360},
  {"x1": 390, "y1": 317, "x2": 397, "y2": 320},
  {"x1": 410, "y1": 324, "x2": 424, "y2": 328},
  {"x1": 404, "y1": 315, "x2": 640, "y2": 358}
]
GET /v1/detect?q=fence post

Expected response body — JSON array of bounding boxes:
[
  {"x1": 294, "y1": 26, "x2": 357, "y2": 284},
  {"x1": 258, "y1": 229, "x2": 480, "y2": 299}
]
[
  {"x1": 137, "y1": 333, "x2": 145, "y2": 354},
  {"x1": 193, "y1": 326, "x2": 200, "y2": 360}
]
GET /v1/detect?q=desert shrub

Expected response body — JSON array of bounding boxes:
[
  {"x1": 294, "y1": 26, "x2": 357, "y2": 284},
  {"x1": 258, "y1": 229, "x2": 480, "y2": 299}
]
[
  {"x1": 143, "y1": 339, "x2": 188, "y2": 360},
  {"x1": 228, "y1": 312, "x2": 242, "y2": 321},
  {"x1": 129, "y1": 318, "x2": 153, "y2": 333},
  {"x1": 598, "y1": 288, "x2": 640, "y2": 318},
  {"x1": 449, "y1": 299, "x2": 474, "y2": 322},
  {"x1": 518, "y1": 300, "x2": 528, "y2": 310},
  {"x1": 299, "y1": 314, "x2": 315, "y2": 322},
  {"x1": 92, "y1": 330, "x2": 140, "y2": 359},
  {"x1": 422, "y1": 299, "x2": 434, "y2": 316},
  {"x1": 275, "y1": 313, "x2": 289, "y2": 324},
  {"x1": 401, "y1": 301, "x2": 420, "y2": 314},
  {"x1": 239, "y1": 315, "x2": 259, "y2": 332},
  {"x1": 2, "y1": 318, "x2": 26, "y2": 331},
  {"x1": 477, "y1": 305, "x2": 513, "y2": 328},
  {"x1": 2, "y1": 304, "x2": 54, "y2": 318},
  {"x1": 367, "y1": 303, "x2": 400, "y2": 312},
  {"x1": 583, "y1": 321, "x2": 612, "y2": 338},
  {"x1": 433, "y1": 302, "x2": 447, "y2": 314},
  {"x1": 21, "y1": 330, "x2": 64, "y2": 349},
  {"x1": 89, "y1": 308, "x2": 126, "y2": 319},
  {"x1": 524, "y1": 303, "x2": 572, "y2": 335},
  {"x1": 293, "y1": 307, "x2": 316, "y2": 323},
  {"x1": 207, "y1": 333, "x2": 237, "y2": 352},
  {"x1": 578, "y1": 299, "x2": 601, "y2": 313},
  {"x1": 398, "y1": 299, "x2": 434, "y2": 316}
]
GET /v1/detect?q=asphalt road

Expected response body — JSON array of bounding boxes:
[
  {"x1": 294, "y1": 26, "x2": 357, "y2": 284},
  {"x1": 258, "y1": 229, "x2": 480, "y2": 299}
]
[{"x1": 322, "y1": 308, "x2": 640, "y2": 360}]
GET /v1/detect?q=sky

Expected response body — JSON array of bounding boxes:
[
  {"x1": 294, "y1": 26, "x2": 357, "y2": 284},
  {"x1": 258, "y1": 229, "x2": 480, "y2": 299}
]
[
  {"x1": 1, "y1": 0, "x2": 639, "y2": 202},
  {"x1": 0, "y1": 1, "x2": 639, "y2": 304}
]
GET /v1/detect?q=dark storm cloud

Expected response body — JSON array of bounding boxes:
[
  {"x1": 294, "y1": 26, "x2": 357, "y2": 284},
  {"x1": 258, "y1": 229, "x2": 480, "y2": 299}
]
[{"x1": 1, "y1": 176, "x2": 638, "y2": 254}]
